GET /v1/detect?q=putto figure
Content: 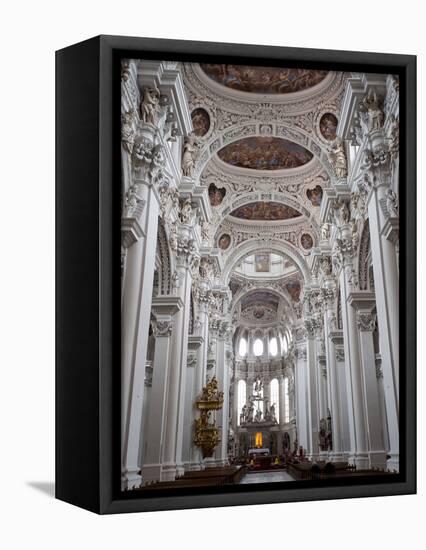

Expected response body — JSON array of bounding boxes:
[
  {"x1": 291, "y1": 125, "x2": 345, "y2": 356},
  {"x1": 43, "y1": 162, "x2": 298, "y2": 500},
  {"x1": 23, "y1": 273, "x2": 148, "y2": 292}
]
[{"x1": 328, "y1": 138, "x2": 347, "y2": 179}]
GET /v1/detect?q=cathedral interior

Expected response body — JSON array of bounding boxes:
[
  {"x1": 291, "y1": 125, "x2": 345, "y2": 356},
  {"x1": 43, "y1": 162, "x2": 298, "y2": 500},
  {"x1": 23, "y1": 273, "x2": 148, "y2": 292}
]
[{"x1": 120, "y1": 60, "x2": 400, "y2": 490}]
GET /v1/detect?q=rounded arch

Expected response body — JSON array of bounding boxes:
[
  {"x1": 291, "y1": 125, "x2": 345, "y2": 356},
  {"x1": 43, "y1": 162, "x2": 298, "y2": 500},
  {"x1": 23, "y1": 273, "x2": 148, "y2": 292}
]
[
  {"x1": 223, "y1": 238, "x2": 311, "y2": 285},
  {"x1": 194, "y1": 123, "x2": 334, "y2": 179},
  {"x1": 231, "y1": 285, "x2": 295, "y2": 321}
]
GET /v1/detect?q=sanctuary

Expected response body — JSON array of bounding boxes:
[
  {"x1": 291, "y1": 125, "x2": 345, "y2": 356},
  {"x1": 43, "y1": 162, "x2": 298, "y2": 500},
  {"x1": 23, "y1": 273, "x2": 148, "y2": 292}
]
[{"x1": 120, "y1": 60, "x2": 400, "y2": 490}]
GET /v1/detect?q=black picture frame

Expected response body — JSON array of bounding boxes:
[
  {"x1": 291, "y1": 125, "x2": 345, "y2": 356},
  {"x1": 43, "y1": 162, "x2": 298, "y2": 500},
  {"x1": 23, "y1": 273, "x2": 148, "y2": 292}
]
[{"x1": 56, "y1": 35, "x2": 416, "y2": 514}]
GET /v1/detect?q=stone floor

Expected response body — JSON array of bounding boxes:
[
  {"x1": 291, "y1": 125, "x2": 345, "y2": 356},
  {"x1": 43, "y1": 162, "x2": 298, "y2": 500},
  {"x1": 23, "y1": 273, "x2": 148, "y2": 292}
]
[{"x1": 239, "y1": 470, "x2": 294, "y2": 484}]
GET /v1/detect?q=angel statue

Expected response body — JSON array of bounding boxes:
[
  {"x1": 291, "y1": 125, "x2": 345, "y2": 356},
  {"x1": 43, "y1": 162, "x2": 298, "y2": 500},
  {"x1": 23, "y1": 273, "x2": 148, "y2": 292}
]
[
  {"x1": 328, "y1": 138, "x2": 347, "y2": 179},
  {"x1": 140, "y1": 85, "x2": 160, "y2": 125},
  {"x1": 182, "y1": 135, "x2": 196, "y2": 177}
]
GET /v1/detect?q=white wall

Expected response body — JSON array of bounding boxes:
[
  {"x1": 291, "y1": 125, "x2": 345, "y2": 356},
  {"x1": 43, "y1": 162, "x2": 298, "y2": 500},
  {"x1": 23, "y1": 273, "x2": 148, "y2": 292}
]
[{"x1": 0, "y1": 1, "x2": 424, "y2": 549}]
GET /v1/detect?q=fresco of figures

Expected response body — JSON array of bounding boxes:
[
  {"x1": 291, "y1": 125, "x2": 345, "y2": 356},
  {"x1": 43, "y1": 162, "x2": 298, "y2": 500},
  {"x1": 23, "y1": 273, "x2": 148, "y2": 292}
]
[
  {"x1": 218, "y1": 137, "x2": 313, "y2": 170},
  {"x1": 201, "y1": 64, "x2": 328, "y2": 94},
  {"x1": 191, "y1": 108, "x2": 211, "y2": 137},
  {"x1": 230, "y1": 201, "x2": 302, "y2": 221}
]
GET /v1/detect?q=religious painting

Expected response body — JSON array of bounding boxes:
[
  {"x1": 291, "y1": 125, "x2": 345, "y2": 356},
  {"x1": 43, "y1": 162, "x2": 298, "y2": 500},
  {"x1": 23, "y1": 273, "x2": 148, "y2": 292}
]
[
  {"x1": 255, "y1": 253, "x2": 270, "y2": 272},
  {"x1": 191, "y1": 107, "x2": 210, "y2": 137},
  {"x1": 208, "y1": 182, "x2": 226, "y2": 206},
  {"x1": 218, "y1": 137, "x2": 313, "y2": 170},
  {"x1": 285, "y1": 280, "x2": 302, "y2": 302},
  {"x1": 201, "y1": 64, "x2": 328, "y2": 94},
  {"x1": 230, "y1": 201, "x2": 302, "y2": 221},
  {"x1": 319, "y1": 112, "x2": 338, "y2": 141},
  {"x1": 300, "y1": 233, "x2": 314, "y2": 250},
  {"x1": 218, "y1": 233, "x2": 231, "y2": 250},
  {"x1": 306, "y1": 185, "x2": 323, "y2": 207}
]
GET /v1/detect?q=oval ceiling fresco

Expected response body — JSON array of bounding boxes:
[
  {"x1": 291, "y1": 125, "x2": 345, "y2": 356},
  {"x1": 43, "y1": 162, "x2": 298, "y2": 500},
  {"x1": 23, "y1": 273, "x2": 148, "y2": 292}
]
[
  {"x1": 229, "y1": 201, "x2": 302, "y2": 221},
  {"x1": 217, "y1": 137, "x2": 313, "y2": 170},
  {"x1": 201, "y1": 64, "x2": 328, "y2": 94}
]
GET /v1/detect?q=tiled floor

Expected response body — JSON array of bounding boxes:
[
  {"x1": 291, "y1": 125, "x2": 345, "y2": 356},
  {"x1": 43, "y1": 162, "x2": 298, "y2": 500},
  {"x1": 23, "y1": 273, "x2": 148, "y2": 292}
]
[{"x1": 239, "y1": 470, "x2": 294, "y2": 484}]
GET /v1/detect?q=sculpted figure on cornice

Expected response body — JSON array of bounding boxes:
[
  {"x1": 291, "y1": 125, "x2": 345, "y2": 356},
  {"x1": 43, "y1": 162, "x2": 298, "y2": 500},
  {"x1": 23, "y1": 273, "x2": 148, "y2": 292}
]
[
  {"x1": 140, "y1": 84, "x2": 161, "y2": 125},
  {"x1": 182, "y1": 135, "x2": 197, "y2": 177},
  {"x1": 121, "y1": 110, "x2": 137, "y2": 154},
  {"x1": 123, "y1": 184, "x2": 145, "y2": 220},
  {"x1": 359, "y1": 90, "x2": 385, "y2": 133},
  {"x1": 328, "y1": 138, "x2": 347, "y2": 179}
]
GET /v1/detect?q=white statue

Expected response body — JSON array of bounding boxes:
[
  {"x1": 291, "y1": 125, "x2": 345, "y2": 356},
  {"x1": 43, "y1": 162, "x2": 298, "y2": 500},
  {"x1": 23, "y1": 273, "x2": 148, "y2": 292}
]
[
  {"x1": 180, "y1": 198, "x2": 192, "y2": 224},
  {"x1": 329, "y1": 138, "x2": 347, "y2": 179},
  {"x1": 334, "y1": 200, "x2": 350, "y2": 225},
  {"x1": 182, "y1": 136, "x2": 196, "y2": 177},
  {"x1": 321, "y1": 222, "x2": 331, "y2": 241},
  {"x1": 351, "y1": 220, "x2": 359, "y2": 249},
  {"x1": 361, "y1": 90, "x2": 384, "y2": 132},
  {"x1": 200, "y1": 220, "x2": 211, "y2": 242},
  {"x1": 140, "y1": 85, "x2": 160, "y2": 125},
  {"x1": 121, "y1": 111, "x2": 135, "y2": 154},
  {"x1": 255, "y1": 409, "x2": 262, "y2": 423},
  {"x1": 386, "y1": 188, "x2": 399, "y2": 217}
]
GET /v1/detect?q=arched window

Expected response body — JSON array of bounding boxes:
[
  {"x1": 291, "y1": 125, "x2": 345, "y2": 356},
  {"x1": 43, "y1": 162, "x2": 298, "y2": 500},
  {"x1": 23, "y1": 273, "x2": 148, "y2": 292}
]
[
  {"x1": 270, "y1": 378, "x2": 279, "y2": 421},
  {"x1": 237, "y1": 380, "x2": 246, "y2": 426},
  {"x1": 283, "y1": 377, "x2": 290, "y2": 423},
  {"x1": 238, "y1": 337, "x2": 247, "y2": 357},
  {"x1": 253, "y1": 338, "x2": 264, "y2": 357},
  {"x1": 269, "y1": 337, "x2": 278, "y2": 357}
]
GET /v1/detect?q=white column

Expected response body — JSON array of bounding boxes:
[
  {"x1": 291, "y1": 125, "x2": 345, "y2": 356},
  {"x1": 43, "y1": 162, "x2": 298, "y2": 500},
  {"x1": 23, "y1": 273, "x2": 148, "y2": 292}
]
[
  {"x1": 362, "y1": 134, "x2": 399, "y2": 471},
  {"x1": 294, "y1": 341, "x2": 308, "y2": 453},
  {"x1": 189, "y1": 285, "x2": 210, "y2": 470},
  {"x1": 349, "y1": 292, "x2": 387, "y2": 469},
  {"x1": 121, "y1": 126, "x2": 163, "y2": 489},
  {"x1": 304, "y1": 326, "x2": 319, "y2": 460},
  {"x1": 323, "y1": 287, "x2": 345, "y2": 462},
  {"x1": 141, "y1": 297, "x2": 182, "y2": 483},
  {"x1": 336, "y1": 220, "x2": 369, "y2": 469},
  {"x1": 214, "y1": 323, "x2": 230, "y2": 465},
  {"x1": 161, "y1": 224, "x2": 197, "y2": 481}
]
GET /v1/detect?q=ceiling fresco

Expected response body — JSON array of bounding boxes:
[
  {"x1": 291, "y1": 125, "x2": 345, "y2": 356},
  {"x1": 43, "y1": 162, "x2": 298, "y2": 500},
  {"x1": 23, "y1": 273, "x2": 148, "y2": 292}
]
[
  {"x1": 217, "y1": 136, "x2": 313, "y2": 170},
  {"x1": 200, "y1": 64, "x2": 328, "y2": 94},
  {"x1": 229, "y1": 201, "x2": 302, "y2": 221},
  {"x1": 241, "y1": 291, "x2": 279, "y2": 310},
  {"x1": 191, "y1": 107, "x2": 210, "y2": 137},
  {"x1": 285, "y1": 280, "x2": 302, "y2": 302}
]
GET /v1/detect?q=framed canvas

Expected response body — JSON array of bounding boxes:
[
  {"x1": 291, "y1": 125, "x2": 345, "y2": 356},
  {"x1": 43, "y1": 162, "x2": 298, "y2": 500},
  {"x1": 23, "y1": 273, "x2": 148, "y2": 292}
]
[{"x1": 56, "y1": 35, "x2": 416, "y2": 514}]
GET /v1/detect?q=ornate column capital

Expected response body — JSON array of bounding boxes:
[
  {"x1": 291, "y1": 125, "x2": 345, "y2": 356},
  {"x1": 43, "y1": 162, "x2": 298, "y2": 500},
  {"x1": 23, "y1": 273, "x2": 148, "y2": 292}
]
[
  {"x1": 356, "y1": 312, "x2": 376, "y2": 332},
  {"x1": 152, "y1": 318, "x2": 173, "y2": 337}
]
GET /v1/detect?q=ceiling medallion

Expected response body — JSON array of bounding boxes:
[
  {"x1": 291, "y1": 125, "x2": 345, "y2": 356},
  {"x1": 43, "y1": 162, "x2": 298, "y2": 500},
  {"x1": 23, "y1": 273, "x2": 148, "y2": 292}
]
[
  {"x1": 306, "y1": 185, "x2": 323, "y2": 207},
  {"x1": 208, "y1": 182, "x2": 226, "y2": 206},
  {"x1": 229, "y1": 201, "x2": 302, "y2": 221},
  {"x1": 191, "y1": 107, "x2": 210, "y2": 137},
  {"x1": 319, "y1": 112, "x2": 338, "y2": 141},
  {"x1": 218, "y1": 234, "x2": 231, "y2": 250},
  {"x1": 201, "y1": 64, "x2": 328, "y2": 94},
  {"x1": 300, "y1": 233, "x2": 314, "y2": 250},
  {"x1": 217, "y1": 137, "x2": 313, "y2": 171}
]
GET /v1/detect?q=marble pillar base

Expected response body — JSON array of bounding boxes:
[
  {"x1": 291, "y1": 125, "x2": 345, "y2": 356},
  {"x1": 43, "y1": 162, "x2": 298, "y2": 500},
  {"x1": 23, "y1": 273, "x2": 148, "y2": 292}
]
[
  {"x1": 386, "y1": 453, "x2": 400, "y2": 473},
  {"x1": 141, "y1": 464, "x2": 161, "y2": 485},
  {"x1": 187, "y1": 461, "x2": 204, "y2": 472},
  {"x1": 121, "y1": 468, "x2": 142, "y2": 491},
  {"x1": 328, "y1": 452, "x2": 347, "y2": 463},
  {"x1": 348, "y1": 452, "x2": 370, "y2": 470},
  {"x1": 160, "y1": 462, "x2": 178, "y2": 481},
  {"x1": 368, "y1": 451, "x2": 388, "y2": 470}
]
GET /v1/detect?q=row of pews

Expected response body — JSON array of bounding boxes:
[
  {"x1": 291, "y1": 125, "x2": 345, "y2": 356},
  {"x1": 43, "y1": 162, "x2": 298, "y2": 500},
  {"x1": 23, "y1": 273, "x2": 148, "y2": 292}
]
[{"x1": 136, "y1": 465, "x2": 246, "y2": 490}]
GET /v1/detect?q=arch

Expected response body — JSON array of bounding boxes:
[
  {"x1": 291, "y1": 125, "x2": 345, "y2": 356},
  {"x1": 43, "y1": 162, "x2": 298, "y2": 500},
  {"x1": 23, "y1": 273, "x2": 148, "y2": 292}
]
[
  {"x1": 223, "y1": 238, "x2": 311, "y2": 285},
  {"x1": 194, "y1": 122, "x2": 334, "y2": 179},
  {"x1": 230, "y1": 285, "x2": 296, "y2": 323}
]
